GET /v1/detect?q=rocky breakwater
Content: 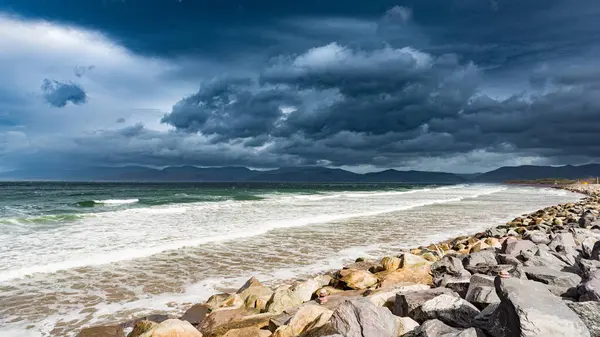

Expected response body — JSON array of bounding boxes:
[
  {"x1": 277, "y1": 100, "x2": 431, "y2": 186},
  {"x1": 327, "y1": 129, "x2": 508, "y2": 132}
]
[{"x1": 77, "y1": 192, "x2": 600, "y2": 337}]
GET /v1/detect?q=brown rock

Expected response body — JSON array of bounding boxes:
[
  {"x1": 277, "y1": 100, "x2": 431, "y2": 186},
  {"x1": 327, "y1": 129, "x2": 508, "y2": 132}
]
[
  {"x1": 180, "y1": 304, "x2": 210, "y2": 325},
  {"x1": 338, "y1": 269, "x2": 378, "y2": 290},
  {"x1": 206, "y1": 293, "x2": 243, "y2": 310},
  {"x1": 381, "y1": 256, "x2": 401, "y2": 271},
  {"x1": 77, "y1": 325, "x2": 125, "y2": 337},
  {"x1": 266, "y1": 287, "x2": 304, "y2": 313},
  {"x1": 129, "y1": 321, "x2": 157, "y2": 337},
  {"x1": 222, "y1": 327, "x2": 271, "y2": 337},
  {"x1": 139, "y1": 319, "x2": 202, "y2": 337},
  {"x1": 199, "y1": 307, "x2": 259, "y2": 335},
  {"x1": 377, "y1": 262, "x2": 432, "y2": 288},
  {"x1": 400, "y1": 253, "x2": 430, "y2": 268}
]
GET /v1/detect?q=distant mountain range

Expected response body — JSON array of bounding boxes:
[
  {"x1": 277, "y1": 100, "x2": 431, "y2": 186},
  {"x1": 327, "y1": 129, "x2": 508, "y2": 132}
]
[{"x1": 1, "y1": 164, "x2": 600, "y2": 183}]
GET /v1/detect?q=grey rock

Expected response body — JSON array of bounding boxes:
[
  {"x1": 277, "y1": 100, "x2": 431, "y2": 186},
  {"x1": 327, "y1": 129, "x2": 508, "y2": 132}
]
[
  {"x1": 413, "y1": 319, "x2": 459, "y2": 337},
  {"x1": 580, "y1": 213, "x2": 597, "y2": 228},
  {"x1": 413, "y1": 294, "x2": 480, "y2": 328},
  {"x1": 567, "y1": 301, "x2": 600, "y2": 337},
  {"x1": 592, "y1": 241, "x2": 600, "y2": 261},
  {"x1": 392, "y1": 288, "x2": 459, "y2": 318},
  {"x1": 571, "y1": 228, "x2": 600, "y2": 243},
  {"x1": 472, "y1": 303, "x2": 500, "y2": 332},
  {"x1": 441, "y1": 328, "x2": 488, "y2": 337},
  {"x1": 331, "y1": 298, "x2": 399, "y2": 337},
  {"x1": 441, "y1": 277, "x2": 471, "y2": 298},
  {"x1": 506, "y1": 229, "x2": 519, "y2": 237},
  {"x1": 485, "y1": 227, "x2": 507, "y2": 238},
  {"x1": 583, "y1": 237, "x2": 599, "y2": 259},
  {"x1": 477, "y1": 277, "x2": 590, "y2": 337},
  {"x1": 496, "y1": 254, "x2": 522, "y2": 266},
  {"x1": 432, "y1": 256, "x2": 471, "y2": 287},
  {"x1": 579, "y1": 269, "x2": 600, "y2": 301},
  {"x1": 523, "y1": 266, "x2": 581, "y2": 297},
  {"x1": 502, "y1": 239, "x2": 536, "y2": 256},
  {"x1": 465, "y1": 274, "x2": 500, "y2": 309},
  {"x1": 523, "y1": 230, "x2": 551, "y2": 245},
  {"x1": 579, "y1": 258, "x2": 600, "y2": 279},
  {"x1": 548, "y1": 232, "x2": 577, "y2": 257},
  {"x1": 463, "y1": 250, "x2": 498, "y2": 272},
  {"x1": 521, "y1": 245, "x2": 570, "y2": 270}
]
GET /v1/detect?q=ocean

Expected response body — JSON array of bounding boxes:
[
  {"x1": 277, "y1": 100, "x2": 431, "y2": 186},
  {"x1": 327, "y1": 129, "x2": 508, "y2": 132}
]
[{"x1": 0, "y1": 182, "x2": 582, "y2": 336}]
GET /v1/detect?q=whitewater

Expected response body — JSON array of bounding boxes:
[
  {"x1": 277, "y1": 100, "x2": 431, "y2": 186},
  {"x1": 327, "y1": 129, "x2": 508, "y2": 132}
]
[{"x1": 0, "y1": 183, "x2": 582, "y2": 336}]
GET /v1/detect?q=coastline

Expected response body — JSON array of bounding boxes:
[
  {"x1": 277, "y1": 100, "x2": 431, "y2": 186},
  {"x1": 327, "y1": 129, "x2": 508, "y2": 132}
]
[{"x1": 74, "y1": 184, "x2": 600, "y2": 336}]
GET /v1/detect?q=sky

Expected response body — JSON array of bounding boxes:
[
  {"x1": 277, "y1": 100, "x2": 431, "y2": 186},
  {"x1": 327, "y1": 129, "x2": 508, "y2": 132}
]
[{"x1": 1, "y1": 0, "x2": 600, "y2": 173}]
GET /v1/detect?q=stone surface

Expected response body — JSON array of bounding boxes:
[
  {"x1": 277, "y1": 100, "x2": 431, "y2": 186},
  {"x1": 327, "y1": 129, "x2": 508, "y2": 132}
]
[
  {"x1": 502, "y1": 239, "x2": 536, "y2": 256},
  {"x1": 331, "y1": 298, "x2": 399, "y2": 337},
  {"x1": 392, "y1": 287, "x2": 459, "y2": 318},
  {"x1": 129, "y1": 321, "x2": 158, "y2": 337},
  {"x1": 377, "y1": 263, "x2": 433, "y2": 288},
  {"x1": 381, "y1": 256, "x2": 401, "y2": 271},
  {"x1": 338, "y1": 269, "x2": 378, "y2": 290},
  {"x1": 592, "y1": 241, "x2": 600, "y2": 260},
  {"x1": 476, "y1": 277, "x2": 590, "y2": 337},
  {"x1": 412, "y1": 319, "x2": 459, "y2": 337},
  {"x1": 440, "y1": 276, "x2": 471, "y2": 299},
  {"x1": 139, "y1": 319, "x2": 203, "y2": 337},
  {"x1": 365, "y1": 283, "x2": 430, "y2": 307},
  {"x1": 413, "y1": 294, "x2": 480, "y2": 328},
  {"x1": 579, "y1": 259, "x2": 600, "y2": 279},
  {"x1": 266, "y1": 287, "x2": 304, "y2": 313},
  {"x1": 199, "y1": 307, "x2": 258, "y2": 335},
  {"x1": 548, "y1": 232, "x2": 578, "y2": 258},
  {"x1": 77, "y1": 325, "x2": 125, "y2": 337},
  {"x1": 523, "y1": 230, "x2": 551, "y2": 245},
  {"x1": 284, "y1": 304, "x2": 333, "y2": 336},
  {"x1": 397, "y1": 317, "x2": 419, "y2": 336},
  {"x1": 582, "y1": 237, "x2": 599, "y2": 259},
  {"x1": 463, "y1": 250, "x2": 498, "y2": 272},
  {"x1": 180, "y1": 304, "x2": 210, "y2": 325},
  {"x1": 485, "y1": 227, "x2": 507, "y2": 238},
  {"x1": 567, "y1": 301, "x2": 600, "y2": 337},
  {"x1": 291, "y1": 279, "x2": 321, "y2": 302},
  {"x1": 523, "y1": 266, "x2": 581, "y2": 296},
  {"x1": 201, "y1": 313, "x2": 273, "y2": 337},
  {"x1": 465, "y1": 274, "x2": 499, "y2": 309},
  {"x1": 222, "y1": 327, "x2": 270, "y2": 337},
  {"x1": 579, "y1": 269, "x2": 600, "y2": 301},
  {"x1": 206, "y1": 293, "x2": 243, "y2": 310},
  {"x1": 431, "y1": 255, "x2": 471, "y2": 287}
]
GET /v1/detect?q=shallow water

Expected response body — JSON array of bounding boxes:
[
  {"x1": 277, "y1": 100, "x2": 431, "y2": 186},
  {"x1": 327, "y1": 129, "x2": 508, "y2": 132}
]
[{"x1": 0, "y1": 182, "x2": 582, "y2": 336}]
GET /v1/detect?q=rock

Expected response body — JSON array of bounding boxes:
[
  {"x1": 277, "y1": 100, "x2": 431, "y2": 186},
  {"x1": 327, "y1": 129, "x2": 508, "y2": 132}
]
[
  {"x1": 283, "y1": 304, "x2": 333, "y2": 336},
  {"x1": 506, "y1": 229, "x2": 519, "y2": 237},
  {"x1": 198, "y1": 307, "x2": 258, "y2": 335},
  {"x1": 365, "y1": 283, "x2": 430, "y2": 308},
  {"x1": 442, "y1": 328, "x2": 487, "y2": 337},
  {"x1": 579, "y1": 259, "x2": 600, "y2": 279},
  {"x1": 421, "y1": 252, "x2": 439, "y2": 262},
  {"x1": 269, "y1": 313, "x2": 291, "y2": 332},
  {"x1": 431, "y1": 255, "x2": 471, "y2": 287},
  {"x1": 202, "y1": 313, "x2": 273, "y2": 337},
  {"x1": 548, "y1": 232, "x2": 577, "y2": 257},
  {"x1": 381, "y1": 256, "x2": 401, "y2": 271},
  {"x1": 313, "y1": 275, "x2": 333, "y2": 287},
  {"x1": 392, "y1": 287, "x2": 459, "y2": 317},
  {"x1": 501, "y1": 238, "x2": 536, "y2": 256},
  {"x1": 237, "y1": 277, "x2": 262, "y2": 293},
  {"x1": 139, "y1": 319, "x2": 203, "y2": 337},
  {"x1": 397, "y1": 317, "x2": 419, "y2": 336},
  {"x1": 412, "y1": 319, "x2": 459, "y2": 337},
  {"x1": 580, "y1": 213, "x2": 597, "y2": 228},
  {"x1": 465, "y1": 274, "x2": 499, "y2": 309},
  {"x1": 496, "y1": 254, "x2": 522, "y2": 266},
  {"x1": 412, "y1": 294, "x2": 480, "y2": 328},
  {"x1": 592, "y1": 241, "x2": 600, "y2": 260},
  {"x1": 77, "y1": 325, "x2": 125, "y2": 337},
  {"x1": 485, "y1": 227, "x2": 507, "y2": 238},
  {"x1": 129, "y1": 321, "x2": 157, "y2": 337},
  {"x1": 237, "y1": 280, "x2": 274, "y2": 310},
  {"x1": 267, "y1": 287, "x2": 305, "y2": 313},
  {"x1": 582, "y1": 237, "x2": 599, "y2": 259},
  {"x1": 523, "y1": 266, "x2": 581, "y2": 297},
  {"x1": 331, "y1": 298, "x2": 399, "y2": 337},
  {"x1": 338, "y1": 269, "x2": 378, "y2": 290},
  {"x1": 400, "y1": 253, "x2": 430, "y2": 268},
  {"x1": 523, "y1": 230, "x2": 551, "y2": 245},
  {"x1": 470, "y1": 240, "x2": 491, "y2": 253},
  {"x1": 180, "y1": 304, "x2": 210, "y2": 325},
  {"x1": 222, "y1": 327, "x2": 270, "y2": 337},
  {"x1": 567, "y1": 302, "x2": 600, "y2": 337},
  {"x1": 206, "y1": 293, "x2": 243, "y2": 310},
  {"x1": 343, "y1": 260, "x2": 379, "y2": 272},
  {"x1": 291, "y1": 279, "x2": 321, "y2": 302},
  {"x1": 463, "y1": 250, "x2": 498, "y2": 272},
  {"x1": 440, "y1": 277, "x2": 471, "y2": 299},
  {"x1": 579, "y1": 269, "x2": 600, "y2": 301},
  {"x1": 305, "y1": 289, "x2": 365, "y2": 312},
  {"x1": 521, "y1": 246, "x2": 570, "y2": 270},
  {"x1": 476, "y1": 277, "x2": 590, "y2": 337},
  {"x1": 377, "y1": 263, "x2": 433, "y2": 288}
]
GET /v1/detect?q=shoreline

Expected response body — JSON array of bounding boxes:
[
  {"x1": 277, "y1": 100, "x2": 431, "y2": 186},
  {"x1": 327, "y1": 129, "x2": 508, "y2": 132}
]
[{"x1": 74, "y1": 184, "x2": 599, "y2": 336}]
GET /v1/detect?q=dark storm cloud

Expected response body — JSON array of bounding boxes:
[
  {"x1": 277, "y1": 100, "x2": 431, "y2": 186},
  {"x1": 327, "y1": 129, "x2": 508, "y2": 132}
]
[{"x1": 40, "y1": 79, "x2": 88, "y2": 107}]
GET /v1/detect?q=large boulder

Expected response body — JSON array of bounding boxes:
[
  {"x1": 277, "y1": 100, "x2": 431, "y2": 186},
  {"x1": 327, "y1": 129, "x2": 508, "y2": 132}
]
[
  {"x1": 567, "y1": 301, "x2": 600, "y2": 337},
  {"x1": 592, "y1": 241, "x2": 600, "y2": 260},
  {"x1": 206, "y1": 293, "x2": 244, "y2": 311},
  {"x1": 397, "y1": 317, "x2": 419, "y2": 336},
  {"x1": 198, "y1": 307, "x2": 258, "y2": 335},
  {"x1": 338, "y1": 269, "x2": 378, "y2": 290},
  {"x1": 236, "y1": 278, "x2": 274, "y2": 310},
  {"x1": 381, "y1": 256, "x2": 401, "y2": 271},
  {"x1": 413, "y1": 294, "x2": 480, "y2": 328},
  {"x1": 180, "y1": 304, "x2": 210, "y2": 326},
  {"x1": 579, "y1": 269, "x2": 600, "y2": 301},
  {"x1": 201, "y1": 313, "x2": 273, "y2": 337},
  {"x1": 392, "y1": 288, "x2": 459, "y2": 318},
  {"x1": 465, "y1": 274, "x2": 500, "y2": 309},
  {"x1": 412, "y1": 319, "x2": 459, "y2": 337},
  {"x1": 377, "y1": 263, "x2": 433, "y2": 288},
  {"x1": 548, "y1": 232, "x2": 578, "y2": 257},
  {"x1": 463, "y1": 250, "x2": 498, "y2": 273},
  {"x1": 77, "y1": 325, "x2": 125, "y2": 337},
  {"x1": 400, "y1": 253, "x2": 431, "y2": 268},
  {"x1": 431, "y1": 256, "x2": 471, "y2": 287},
  {"x1": 582, "y1": 237, "x2": 599, "y2": 259},
  {"x1": 139, "y1": 319, "x2": 203, "y2": 337},
  {"x1": 365, "y1": 283, "x2": 430, "y2": 308},
  {"x1": 579, "y1": 259, "x2": 600, "y2": 279},
  {"x1": 274, "y1": 304, "x2": 333, "y2": 336},
  {"x1": 523, "y1": 230, "x2": 551, "y2": 245},
  {"x1": 129, "y1": 321, "x2": 158, "y2": 337},
  {"x1": 521, "y1": 246, "x2": 570, "y2": 270},
  {"x1": 523, "y1": 266, "x2": 581, "y2": 297},
  {"x1": 475, "y1": 277, "x2": 590, "y2": 337},
  {"x1": 291, "y1": 279, "x2": 321, "y2": 302},
  {"x1": 266, "y1": 287, "x2": 304, "y2": 313},
  {"x1": 222, "y1": 327, "x2": 270, "y2": 337},
  {"x1": 502, "y1": 239, "x2": 535, "y2": 256},
  {"x1": 330, "y1": 298, "x2": 399, "y2": 337}
]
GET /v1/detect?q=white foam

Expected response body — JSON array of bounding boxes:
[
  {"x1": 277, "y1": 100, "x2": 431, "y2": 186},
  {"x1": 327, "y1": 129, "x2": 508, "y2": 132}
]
[{"x1": 93, "y1": 198, "x2": 139, "y2": 205}]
